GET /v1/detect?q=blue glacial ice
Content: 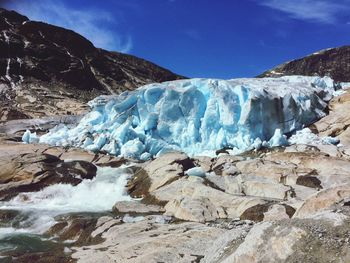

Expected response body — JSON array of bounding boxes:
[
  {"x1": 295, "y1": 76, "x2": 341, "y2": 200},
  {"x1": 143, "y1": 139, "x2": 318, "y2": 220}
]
[{"x1": 23, "y1": 76, "x2": 337, "y2": 159}]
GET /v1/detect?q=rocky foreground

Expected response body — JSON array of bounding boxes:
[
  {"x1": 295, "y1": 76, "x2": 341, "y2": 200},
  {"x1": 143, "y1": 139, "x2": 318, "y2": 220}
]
[{"x1": 1, "y1": 91, "x2": 350, "y2": 263}]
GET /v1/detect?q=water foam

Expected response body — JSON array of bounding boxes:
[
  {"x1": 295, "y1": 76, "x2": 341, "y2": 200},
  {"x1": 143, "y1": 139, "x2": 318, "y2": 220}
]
[{"x1": 0, "y1": 165, "x2": 132, "y2": 239}]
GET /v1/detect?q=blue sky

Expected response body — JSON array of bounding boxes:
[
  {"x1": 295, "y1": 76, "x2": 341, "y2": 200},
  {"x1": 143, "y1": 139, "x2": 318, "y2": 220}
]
[{"x1": 3, "y1": 0, "x2": 350, "y2": 78}]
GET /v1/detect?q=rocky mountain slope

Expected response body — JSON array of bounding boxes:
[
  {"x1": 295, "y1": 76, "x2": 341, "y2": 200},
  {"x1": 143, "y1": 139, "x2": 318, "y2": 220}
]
[
  {"x1": 258, "y1": 46, "x2": 350, "y2": 82},
  {"x1": 0, "y1": 8, "x2": 183, "y2": 121}
]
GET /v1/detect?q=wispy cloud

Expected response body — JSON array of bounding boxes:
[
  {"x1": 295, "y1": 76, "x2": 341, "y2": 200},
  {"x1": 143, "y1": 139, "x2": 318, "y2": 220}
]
[
  {"x1": 259, "y1": 0, "x2": 350, "y2": 24},
  {"x1": 4, "y1": 0, "x2": 132, "y2": 52},
  {"x1": 184, "y1": 29, "x2": 201, "y2": 41}
]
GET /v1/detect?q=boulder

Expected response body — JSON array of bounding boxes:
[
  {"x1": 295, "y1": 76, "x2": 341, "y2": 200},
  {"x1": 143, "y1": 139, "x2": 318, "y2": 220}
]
[
  {"x1": 263, "y1": 204, "x2": 292, "y2": 221},
  {"x1": 144, "y1": 152, "x2": 194, "y2": 192},
  {"x1": 113, "y1": 201, "x2": 164, "y2": 215},
  {"x1": 223, "y1": 223, "x2": 306, "y2": 263},
  {"x1": 265, "y1": 151, "x2": 350, "y2": 188},
  {"x1": 164, "y1": 196, "x2": 225, "y2": 222},
  {"x1": 294, "y1": 184, "x2": 350, "y2": 219}
]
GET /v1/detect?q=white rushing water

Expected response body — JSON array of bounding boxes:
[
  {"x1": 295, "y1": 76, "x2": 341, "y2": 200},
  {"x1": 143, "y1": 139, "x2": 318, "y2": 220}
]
[{"x1": 0, "y1": 165, "x2": 132, "y2": 239}]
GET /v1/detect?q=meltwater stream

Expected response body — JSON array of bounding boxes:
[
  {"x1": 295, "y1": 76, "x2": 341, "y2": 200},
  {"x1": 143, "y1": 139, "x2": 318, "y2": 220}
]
[{"x1": 0, "y1": 165, "x2": 132, "y2": 257}]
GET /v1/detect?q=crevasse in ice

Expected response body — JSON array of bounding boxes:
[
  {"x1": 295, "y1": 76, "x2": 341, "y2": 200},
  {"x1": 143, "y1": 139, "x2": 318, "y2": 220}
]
[{"x1": 23, "y1": 76, "x2": 336, "y2": 159}]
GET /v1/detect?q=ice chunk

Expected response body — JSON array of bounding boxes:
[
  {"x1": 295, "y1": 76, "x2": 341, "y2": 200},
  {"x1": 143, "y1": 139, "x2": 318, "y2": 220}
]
[
  {"x1": 22, "y1": 130, "x2": 39, "y2": 144},
  {"x1": 268, "y1": 129, "x2": 289, "y2": 147},
  {"x1": 120, "y1": 139, "x2": 145, "y2": 159},
  {"x1": 251, "y1": 138, "x2": 263, "y2": 150},
  {"x1": 122, "y1": 214, "x2": 145, "y2": 223},
  {"x1": 140, "y1": 152, "x2": 152, "y2": 161},
  {"x1": 22, "y1": 129, "x2": 31, "y2": 143},
  {"x1": 24, "y1": 76, "x2": 336, "y2": 158},
  {"x1": 288, "y1": 128, "x2": 339, "y2": 146},
  {"x1": 185, "y1": 167, "x2": 206, "y2": 177},
  {"x1": 339, "y1": 82, "x2": 350, "y2": 89}
]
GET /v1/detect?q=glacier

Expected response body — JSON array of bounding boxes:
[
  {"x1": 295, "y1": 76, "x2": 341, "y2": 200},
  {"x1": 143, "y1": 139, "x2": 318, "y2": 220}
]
[{"x1": 23, "y1": 76, "x2": 338, "y2": 159}]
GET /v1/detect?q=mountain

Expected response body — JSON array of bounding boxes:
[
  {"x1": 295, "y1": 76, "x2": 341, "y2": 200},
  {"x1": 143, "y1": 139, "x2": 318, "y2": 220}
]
[
  {"x1": 258, "y1": 46, "x2": 350, "y2": 82},
  {"x1": 0, "y1": 8, "x2": 184, "y2": 121}
]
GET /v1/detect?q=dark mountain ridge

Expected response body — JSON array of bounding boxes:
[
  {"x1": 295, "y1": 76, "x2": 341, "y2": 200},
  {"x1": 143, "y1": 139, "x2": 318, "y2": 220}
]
[
  {"x1": 258, "y1": 45, "x2": 350, "y2": 82},
  {"x1": 0, "y1": 8, "x2": 184, "y2": 121}
]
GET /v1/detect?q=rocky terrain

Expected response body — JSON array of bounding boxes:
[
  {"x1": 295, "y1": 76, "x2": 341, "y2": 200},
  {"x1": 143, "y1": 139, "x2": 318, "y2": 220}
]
[
  {"x1": 0, "y1": 8, "x2": 183, "y2": 121},
  {"x1": 258, "y1": 46, "x2": 350, "y2": 82},
  {"x1": 0, "y1": 89, "x2": 350, "y2": 262}
]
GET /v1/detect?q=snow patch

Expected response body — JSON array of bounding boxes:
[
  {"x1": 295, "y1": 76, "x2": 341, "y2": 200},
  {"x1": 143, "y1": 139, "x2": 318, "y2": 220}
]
[
  {"x1": 4, "y1": 58, "x2": 16, "y2": 89},
  {"x1": 3, "y1": 31, "x2": 9, "y2": 44},
  {"x1": 4, "y1": 18, "x2": 12, "y2": 27},
  {"x1": 24, "y1": 40, "x2": 30, "y2": 48}
]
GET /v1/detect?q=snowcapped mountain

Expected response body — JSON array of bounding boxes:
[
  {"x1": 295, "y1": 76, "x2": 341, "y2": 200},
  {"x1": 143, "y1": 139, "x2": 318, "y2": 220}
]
[
  {"x1": 0, "y1": 8, "x2": 184, "y2": 121},
  {"x1": 258, "y1": 46, "x2": 350, "y2": 82},
  {"x1": 23, "y1": 76, "x2": 339, "y2": 159}
]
